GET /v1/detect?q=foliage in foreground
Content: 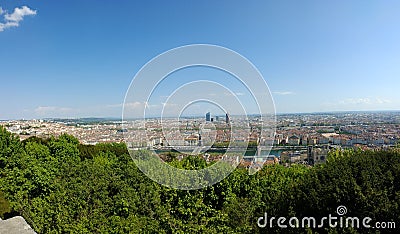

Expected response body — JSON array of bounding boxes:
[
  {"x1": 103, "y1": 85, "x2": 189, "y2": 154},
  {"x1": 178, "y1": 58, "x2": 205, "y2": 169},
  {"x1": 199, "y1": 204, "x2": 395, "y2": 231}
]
[{"x1": 0, "y1": 126, "x2": 399, "y2": 233}]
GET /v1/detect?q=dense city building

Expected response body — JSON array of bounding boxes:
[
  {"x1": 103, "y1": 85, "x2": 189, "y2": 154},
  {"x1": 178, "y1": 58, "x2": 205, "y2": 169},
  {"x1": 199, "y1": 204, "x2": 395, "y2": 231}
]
[{"x1": 1, "y1": 111, "x2": 399, "y2": 165}]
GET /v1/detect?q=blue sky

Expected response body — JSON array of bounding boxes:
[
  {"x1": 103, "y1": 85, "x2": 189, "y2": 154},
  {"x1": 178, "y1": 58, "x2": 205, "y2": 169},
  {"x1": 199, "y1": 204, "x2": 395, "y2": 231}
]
[{"x1": 1, "y1": 0, "x2": 399, "y2": 119}]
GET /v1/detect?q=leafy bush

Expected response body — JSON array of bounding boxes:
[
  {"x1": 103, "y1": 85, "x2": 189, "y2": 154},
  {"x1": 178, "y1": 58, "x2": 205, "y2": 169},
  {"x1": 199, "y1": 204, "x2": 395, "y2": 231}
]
[{"x1": 0, "y1": 126, "x2": 399, "y2": 233}]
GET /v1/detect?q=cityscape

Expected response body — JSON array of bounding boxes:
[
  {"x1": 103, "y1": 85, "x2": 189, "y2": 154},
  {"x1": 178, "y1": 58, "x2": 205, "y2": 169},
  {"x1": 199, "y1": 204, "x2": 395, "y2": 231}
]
[
  {"x1": 1, "y1": 1, "x2": 400, "y2": 233},
  {"x1": 2, "y1": 111, "x2": 399, "y2": 167}
]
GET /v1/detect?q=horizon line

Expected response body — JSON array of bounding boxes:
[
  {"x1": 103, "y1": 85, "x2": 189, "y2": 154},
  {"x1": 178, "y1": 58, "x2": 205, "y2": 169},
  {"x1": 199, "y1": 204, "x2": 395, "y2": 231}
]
[{"x1": 2, "y1": 109, "x2": 400, "y2": 121}]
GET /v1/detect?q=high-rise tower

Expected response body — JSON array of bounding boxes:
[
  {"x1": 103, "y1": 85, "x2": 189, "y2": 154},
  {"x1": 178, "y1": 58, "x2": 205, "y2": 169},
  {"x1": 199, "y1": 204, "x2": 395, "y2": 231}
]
[{"x1": 206, "y1": 112, "x2": 211, "y2": 122}]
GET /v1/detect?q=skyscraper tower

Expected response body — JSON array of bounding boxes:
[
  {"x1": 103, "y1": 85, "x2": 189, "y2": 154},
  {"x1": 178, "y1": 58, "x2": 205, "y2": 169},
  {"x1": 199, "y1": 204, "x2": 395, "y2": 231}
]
[
  {"x1": 206, "y1": 112, "x2": 211, "y2": 122},
  {"x1": 225, "y1": 113, "x2": 230, "y2": 124}
]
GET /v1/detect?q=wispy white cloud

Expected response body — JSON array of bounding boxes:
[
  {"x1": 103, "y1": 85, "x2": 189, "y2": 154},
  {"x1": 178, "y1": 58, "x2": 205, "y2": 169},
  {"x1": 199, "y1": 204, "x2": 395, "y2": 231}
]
[
  {"x1": 273, "y1": 91, "x2": 295, "y2": 96},
  {"x1": 5, "y1": 6, "x2": 36, "y2": 22},
  {"x1": 322, "y1": 97, "x2": 393, "y2": 111},
  {"x1": 339, "y1": 97, "x2": 391, "y2": 105},
  {"x1": 161, "y1": 102, "x2": 177, "y2": 107},
  {"x1": 376, "y1": 98, "x2": 392, "y2": 104},
  {"x1": 34, "y1": 106, "x2": 74, "y2": 116},
  {"x1": 0, "y1": 6, "x2": 36, "y2": 32},
  {"x1": 106, "y1": 103, "x2": 123, "y2": 108},
  {"x1": 116, "y1": 102, "x2": 160, "y2": 110}
]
